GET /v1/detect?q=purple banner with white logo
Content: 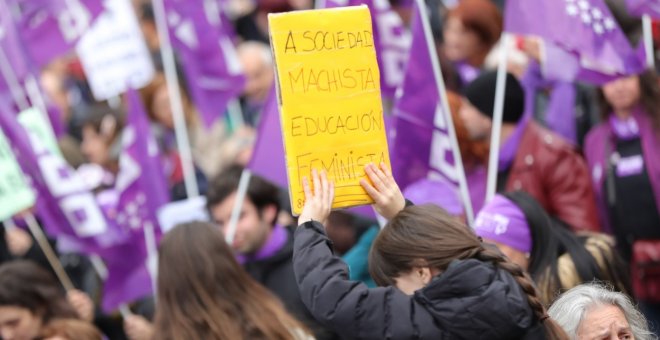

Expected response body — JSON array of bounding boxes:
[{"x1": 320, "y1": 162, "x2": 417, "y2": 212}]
[
  {"x1": 164, "y1": 0, "x2": 246, "y2": 128},
  {"x1": 391, "y1": 2, "x2": 458, "y2": 193},
  {"x1": 9, "y1": 0, "x2": 104, "y2": 69},
  {"x1": 0, "y1": 100, "x2": 123, "y2": 254},
  {"x1": 505, "y1": 0, "x2": 646, "y2": 84},
  {"x1": 101, "y1": 89, "x2": 169, "y2": 311}
]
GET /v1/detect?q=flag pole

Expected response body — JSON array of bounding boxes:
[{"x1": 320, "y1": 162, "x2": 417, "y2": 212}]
[
  {"x1": 24, "y1": 74, "x2": 55, "y2": 125},
  {"x1": 143, "y1": 222, "x2": 158, "y2": 302},
  {"x1": 150, "y1": 0, "x2": 199, "y2": 199},
  {"x1": 416, "y1": 0, "x2": 475, "y2": 226},
  {"x1": 225, "y1": 169, "x2": 251, "y2": 244},
  {"x1": 24, "y1": 213, "x2": 75, "y2": 291},
  {"x1": 0, "y1": 47, "x2": 30, "y2": 111},
  {"x1": 643, "y1": 14, "x2": 655, "y2": 69},
  {"x1": 485, "y1": 34, "x2": 511, "y2": 203}
]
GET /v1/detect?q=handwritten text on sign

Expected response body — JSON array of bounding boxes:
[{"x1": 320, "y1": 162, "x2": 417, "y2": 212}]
[{"x1": 269, "y1": 6, "x2": 391, "y2": 215}]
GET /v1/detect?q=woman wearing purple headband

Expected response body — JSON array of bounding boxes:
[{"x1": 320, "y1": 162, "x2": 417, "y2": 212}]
[{"x1": 474, "y1": 192, "x2": 631, "y2": 305}]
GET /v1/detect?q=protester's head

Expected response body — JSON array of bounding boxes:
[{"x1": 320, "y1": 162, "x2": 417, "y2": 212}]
[
  {"x1": 599, "y1": 70, "x2": 660, "y2": 127},
  {"x1": 40, "y1": 318, "x2": 102, "y2": 340},
  {"x1": 0, "y1": 261, "x2": 77, "y2": 340},
  {"x1": 443, "y1": 0, "x2": 502, "y2": 66},
  {"x1": 80, "y1": 105, "x2": 123, "y2": 170},
  {"x1": 448, "y1": 91, "x2": 489, "y2": 167},
  {"x1": 549, "y1": 283, "x2": 656, "y2": 340},
  {"x1": 143, "y1": 72, "x2": 197, "y2": 130},
  {"x1": 238, "y1": 41, "x2": 274, "y2": 104},
  {"x1": 474, "y1": 194, "x2": 533, "y2": 270},
  {"x1": 368, "y1": 204, "x2": 567, "y2": 338},
  {"x1": 153, "y1": 222, "x2": 307, "y2": 339},
  {"x1": 475, "y1": 192, "x2": 632, "y2": 305},
  {"x1": 206, "y1": 165, "x2": 281, "y2": 254},
  {"x1": 460, "y1": 71, "x2": 525, "y2": 141}
]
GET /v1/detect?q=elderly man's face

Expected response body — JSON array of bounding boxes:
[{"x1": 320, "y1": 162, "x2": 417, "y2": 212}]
[{"x1": 577, "y1": 304, "x2": 634, "y2": 340}]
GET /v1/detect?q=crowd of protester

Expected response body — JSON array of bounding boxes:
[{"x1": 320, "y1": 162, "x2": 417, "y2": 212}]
[{"x1": 1, "y1": 0, "x2": 660, "y2": 339}]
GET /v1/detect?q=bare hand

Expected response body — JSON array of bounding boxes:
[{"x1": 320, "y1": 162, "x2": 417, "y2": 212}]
[
  {"x1": 124, "y1": 315, "x2": 155, "y2": 340},
  {"x1": 66, "y1": 289, "x2": 94, "y2": 322},
  {"x1": 360, "y1": 163, "x2": 405, "y2": 220},
  {"x1": 298, "y1": 169, "x2": 334, "y2": 226},
  {"x1": 5, "y1": 228, "x2": 33, "y2": 257},
  {"x1": 521, "y1": 36, "x2": 542, "y2": 62}
]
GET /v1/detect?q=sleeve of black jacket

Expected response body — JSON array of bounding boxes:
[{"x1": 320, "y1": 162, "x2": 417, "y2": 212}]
[{"x1": 293, "y1": 220, "x2": 440, "y2": 340}]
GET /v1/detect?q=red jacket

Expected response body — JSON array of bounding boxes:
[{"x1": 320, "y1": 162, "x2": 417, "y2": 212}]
[{"x1": 505, "y1": 122, "x2": 601, "y2": 232}]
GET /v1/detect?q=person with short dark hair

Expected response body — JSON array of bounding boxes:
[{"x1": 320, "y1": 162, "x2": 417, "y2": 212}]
[{"x1": 206, "y1": 165, "x2": 334, "y2": 339}]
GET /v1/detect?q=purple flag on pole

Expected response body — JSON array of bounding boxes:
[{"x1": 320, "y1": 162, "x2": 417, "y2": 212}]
[
  {"x1": 247, "y1": 86, "x2": 287, "y2": 188},
  {"x1": 164, "y1": 0, "x2": 245, "y2": 128},
  {"x1": 0, "y1": 0, "x2": 29, "y2": 85},
  {"x1": 505, "y1": 0, "x2": 646, "y2": 84},
  {"x1": 391, "y1": 2, "x2": 459, "y2": 193},
  {"x1": 9, "y1": 0, "x2": 104, "y2": 69},
  {"x1": 0, "y1": 100, "x2": 123, "y2": 254},
  {"x1": 101, "y1": 89, "x2": 169, "y2": 311},
  {"x1": 324, "y1": 0, "x2": 410, "y2": 100},
  {"x1": 625, "y1": 0, "x2": 660, "y2": 18}
]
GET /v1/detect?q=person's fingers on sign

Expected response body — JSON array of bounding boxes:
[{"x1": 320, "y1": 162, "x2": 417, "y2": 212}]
[
  {"x1": 360, "y1": 163, "x2": 406, "y2": 220},
  {"x1": 298, "y1": 169, "x2": 334, "y2": 227}
]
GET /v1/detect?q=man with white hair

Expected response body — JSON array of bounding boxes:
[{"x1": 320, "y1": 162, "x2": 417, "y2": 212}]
[
  {"x1": 238, "y1": 41, "x2": 274, "y2": 126},
  {"x1": 548, "y1": 283, "x2": 656, "y2": 340}
]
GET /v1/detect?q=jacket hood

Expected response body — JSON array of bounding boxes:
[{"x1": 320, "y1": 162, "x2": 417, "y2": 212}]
[{"x1": 414, "y1": 258, "x2": 536, "y2": 339}]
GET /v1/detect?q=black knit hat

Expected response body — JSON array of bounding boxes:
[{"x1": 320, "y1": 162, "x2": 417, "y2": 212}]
[{"x1": 463, "y1": 71, "x2": 525, "y2": 123}]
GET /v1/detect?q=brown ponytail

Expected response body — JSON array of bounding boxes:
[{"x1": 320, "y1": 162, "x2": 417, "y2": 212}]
[
  {"x1": 474, "y1": 247, "x2": 569, "y2": 340},
  {"x1": 369, "y1": 204, "x2": 569, "y2": 340}
]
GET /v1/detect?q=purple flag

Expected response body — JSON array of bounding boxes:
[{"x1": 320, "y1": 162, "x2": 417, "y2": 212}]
[
  {"x1": 0, "y1": 0, "x2": 29, "y2": 87},
  {"x1": 9, "y1": 0, "x2": 104, "y2": 69},
  {"x1": 247, "y1": 86, "x2": 287, "y2": 188},
  {"x1": 0, "y1": 100, "x2": 124, "y2": 254},
  {"x1": 164, "y1": 0, "x2": 246, "y2": 128},
  {"x1": 101, "y1": 89, "x2": 169, "y2": 311},
  {"x1": 625, "y1": 0, "x2": 660, "y2": 18},
  {"x1": 505, "y1": 0, "x2": 646, "y2": 84},
  {"x1": 324, "y1": 0, "x2": 411, "y2": 100},
  {"x1": 391, "y1": 2, "x2": 459, "y2": 193}
]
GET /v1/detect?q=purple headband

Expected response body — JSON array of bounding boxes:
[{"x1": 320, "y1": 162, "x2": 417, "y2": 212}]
[{"x1": 474, "y1": 195, "x2": 532, "y2": 253}]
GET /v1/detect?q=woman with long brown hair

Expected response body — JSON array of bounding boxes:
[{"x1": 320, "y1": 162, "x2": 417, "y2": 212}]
[
  {"x1": 294, "y1": 165, "x2": 568, "y2": 339},
  {"x1": 0, "y1": 260, "x2": 95, "y2": 340},
  {"x1": 152, "y1": 222, "x2": 312, "y2": 340},
  {"x1": 585, "y1": 70, "x2": 660, "y2": 328}
]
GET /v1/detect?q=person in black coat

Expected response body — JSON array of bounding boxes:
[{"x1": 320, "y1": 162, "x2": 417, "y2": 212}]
[{"x1": 293, "y1": 164, "x2": 569, "y2": 340}]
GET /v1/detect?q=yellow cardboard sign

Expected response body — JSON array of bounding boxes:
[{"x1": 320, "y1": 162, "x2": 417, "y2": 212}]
[{"x1": 269, "y1": 6, "x2": 390, "y2": 215}]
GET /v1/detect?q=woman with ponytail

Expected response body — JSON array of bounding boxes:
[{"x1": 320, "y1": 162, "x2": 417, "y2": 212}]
[{"x1": 294, "y1": 164, "x2": 568, "y2": 339}]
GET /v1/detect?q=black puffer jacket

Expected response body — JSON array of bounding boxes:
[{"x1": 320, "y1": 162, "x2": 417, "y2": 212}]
[{"x1": 293, "y1": 221, "x2": 546, "y2": 340}]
